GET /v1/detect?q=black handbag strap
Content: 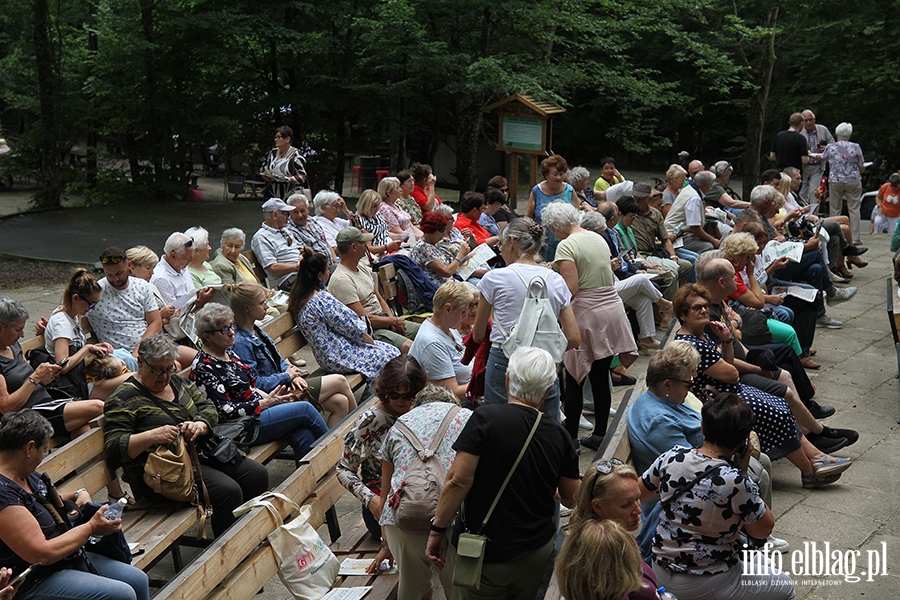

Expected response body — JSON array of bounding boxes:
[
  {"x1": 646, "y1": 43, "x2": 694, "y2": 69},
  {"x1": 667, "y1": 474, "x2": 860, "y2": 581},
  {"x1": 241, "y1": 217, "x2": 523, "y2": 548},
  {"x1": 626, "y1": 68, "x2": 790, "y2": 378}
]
[{"x1": 661, "y1": 461, "x2": 726, "y2": 508}]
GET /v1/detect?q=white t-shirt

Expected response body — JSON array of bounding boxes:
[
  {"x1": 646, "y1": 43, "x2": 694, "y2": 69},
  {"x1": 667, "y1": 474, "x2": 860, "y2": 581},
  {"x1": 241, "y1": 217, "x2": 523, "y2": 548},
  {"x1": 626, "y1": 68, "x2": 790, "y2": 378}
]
[
  {"x1": 44, "y1": 309, "x2": 85, "y2": 360},
  {"x1": 86, "y1": 277, "x2": 158, "y2": 351},
  {"x1": 683, "y1": 196, "x2": 704, "y2": 227},
  {"x1": 477, "y1": 264, "x2": 572, "y2": 345},
  {"x1": 150, "y1": 259, "x2": 196, "y2": 311}
]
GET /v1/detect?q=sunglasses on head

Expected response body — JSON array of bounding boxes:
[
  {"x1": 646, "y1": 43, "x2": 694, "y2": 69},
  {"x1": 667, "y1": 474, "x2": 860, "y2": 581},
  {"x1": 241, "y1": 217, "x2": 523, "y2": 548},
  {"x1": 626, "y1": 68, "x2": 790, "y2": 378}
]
[
  {"x1": 595, "y1": 458, "x2": 625, "y2": 475},
  {"x1": 99, "y1": 255, "x2": 126, "y2": 264}
]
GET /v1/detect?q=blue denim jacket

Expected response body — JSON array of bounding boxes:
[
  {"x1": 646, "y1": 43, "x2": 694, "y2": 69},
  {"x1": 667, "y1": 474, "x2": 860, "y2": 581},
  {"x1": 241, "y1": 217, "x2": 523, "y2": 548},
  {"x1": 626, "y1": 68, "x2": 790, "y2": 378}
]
[{"x1": 232, "y1": 326, "x2": 292, "y2": 392}]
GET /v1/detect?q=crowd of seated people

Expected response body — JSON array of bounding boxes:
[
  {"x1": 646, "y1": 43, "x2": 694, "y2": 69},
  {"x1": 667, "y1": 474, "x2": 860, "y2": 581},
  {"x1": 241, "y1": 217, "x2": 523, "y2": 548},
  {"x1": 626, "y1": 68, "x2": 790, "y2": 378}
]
[{"x1": 0, "y1": 147, "x2": 881, "y2": 600}]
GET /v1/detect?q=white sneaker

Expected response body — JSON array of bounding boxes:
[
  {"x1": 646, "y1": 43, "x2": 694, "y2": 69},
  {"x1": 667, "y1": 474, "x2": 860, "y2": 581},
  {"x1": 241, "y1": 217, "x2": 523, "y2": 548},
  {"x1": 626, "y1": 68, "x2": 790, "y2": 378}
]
[
  {"x1": 609, "y1": 407, "x2": 617, "y2": 417},
  {"x1": 579, "y1": 415, "x2": 593, "y2": 430},
  {"x1": 766, "y1": 536, "x2": 790, "y2": 554}
]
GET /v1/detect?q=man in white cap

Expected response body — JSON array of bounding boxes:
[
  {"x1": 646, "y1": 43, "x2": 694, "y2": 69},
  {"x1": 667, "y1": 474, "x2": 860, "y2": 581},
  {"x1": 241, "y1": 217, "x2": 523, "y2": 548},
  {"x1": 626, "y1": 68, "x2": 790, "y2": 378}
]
[{"x1": 251, "y1": 197, "x2": 303, "y2": 291}]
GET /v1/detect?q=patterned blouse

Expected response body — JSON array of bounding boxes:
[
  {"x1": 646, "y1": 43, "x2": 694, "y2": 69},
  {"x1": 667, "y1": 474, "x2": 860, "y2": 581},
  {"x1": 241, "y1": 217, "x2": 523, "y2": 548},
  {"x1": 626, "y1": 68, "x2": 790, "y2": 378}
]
[
  {"x1": 263, "y1": 146, "x2": 307, "y2": 199},
  {"x1": 191, "y1": 348, "x2": 263, "y2": 418},
  {"x1": 379, "y1": 402, "x2": 472, "y2": 526},
  {"x1": 397, "y1": 197, "x2": 423, "y2": 225},
  {"x1": 822, "y1": 140, "x2": 865, "y2": 183},
  {"x1": 379, "y1": 202, "x2": 414, "y2": 237},
  {"x1": 642, "y1": 446, "x2": 765, "y2": 576},
  {"x1": 294, "y1": 291, "x2": 400, "y2": 380},
  {"x1": 286, "y1": 218, "x2": 334, "y2": 264},
  {"x1": 410, "y1": 239, "x2": 455, "y2": 286},
  {"x1": 336, "y1": 405, "x2": 397, "y2": 505}
]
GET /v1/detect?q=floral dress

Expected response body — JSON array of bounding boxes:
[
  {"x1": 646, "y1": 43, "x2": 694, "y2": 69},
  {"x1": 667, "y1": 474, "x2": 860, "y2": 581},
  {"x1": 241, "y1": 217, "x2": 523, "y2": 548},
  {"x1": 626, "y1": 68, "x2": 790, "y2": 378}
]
[
  {"x1": 674, "y1": 332, "x2": 801, "y2": 460},
  {"x1": 294, "y1": 291, "x2": 400, "y2": 381},
  {"x1": 336, "y1": 405, "x2": 397, "y2": 505},
  {"x1": 410, "y1": 239, "x2": 455, "y2": 286},
  {"x1": 379, "y1": 202, "x2": 415, "y2": 238},
  {"x1": 191, "y1": 348, "x2": 264, "y2": 418},
  {"x1": 397, "y1": 197, "x2": 423, "y2": 225}
]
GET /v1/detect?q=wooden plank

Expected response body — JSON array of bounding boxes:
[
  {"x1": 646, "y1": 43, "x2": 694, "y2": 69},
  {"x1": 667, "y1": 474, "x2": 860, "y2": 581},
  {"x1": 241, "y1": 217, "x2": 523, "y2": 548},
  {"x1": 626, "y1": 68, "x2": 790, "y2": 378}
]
[
  {"x1": 39, "y1": 427, "x2": 105, "y2": 482},
  {"x1": 21, "y1": 335, "x2": 46, "y2": 355},
  {"x1": 330, "y1": 522, "x2": 372, "y2": 554},
  {"x1": 131, "y1": 508, "x2": 202, "y2": 571},
  {"x1": 58, "y1": 460, "x2": 112, "y2": 495},
  {"x1": 597, "y1": 374, "x2": 645, "y2": 464},
  {"x1": 262, "y1": 312, "x2": 295, "y2": 341},
  {"x1": 242, "y1": 250, "x2": 269, "y2": 287},
  {"x1": 275, "y1": 331, "x2": 307, "y2": 360},
  {"x1": 246, "y1": 440, "x2": 287, "y2": 464},
  {"x1": 204, "y1": 479, "x2": 341, "y2": 600}
]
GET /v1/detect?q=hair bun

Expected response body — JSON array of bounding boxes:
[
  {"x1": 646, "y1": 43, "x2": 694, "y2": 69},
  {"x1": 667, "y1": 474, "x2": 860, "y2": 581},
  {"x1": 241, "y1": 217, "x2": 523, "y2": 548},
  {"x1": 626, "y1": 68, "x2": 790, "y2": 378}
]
[{"x1": 528, "y1": 221, "x2": 543, "y2": 239}]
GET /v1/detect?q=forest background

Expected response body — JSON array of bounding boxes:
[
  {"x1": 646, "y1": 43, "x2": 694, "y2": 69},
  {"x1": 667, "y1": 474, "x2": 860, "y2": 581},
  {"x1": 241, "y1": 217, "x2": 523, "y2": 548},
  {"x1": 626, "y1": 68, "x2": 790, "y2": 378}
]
[{"x1": 2, "y1": 0, "x2": 898, "y2": 206}]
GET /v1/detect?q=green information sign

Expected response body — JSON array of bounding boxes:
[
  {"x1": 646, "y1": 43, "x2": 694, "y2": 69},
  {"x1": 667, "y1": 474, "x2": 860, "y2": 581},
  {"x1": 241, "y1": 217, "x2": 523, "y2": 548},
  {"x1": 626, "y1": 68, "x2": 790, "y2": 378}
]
[{"x1": 502, "y1": 116, "x2": 543, "y2": 151}]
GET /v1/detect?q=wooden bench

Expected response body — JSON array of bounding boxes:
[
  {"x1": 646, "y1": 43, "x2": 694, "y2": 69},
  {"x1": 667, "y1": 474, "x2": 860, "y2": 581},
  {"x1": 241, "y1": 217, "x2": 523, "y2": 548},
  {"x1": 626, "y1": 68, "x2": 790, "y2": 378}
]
[
  {"x1": 241, "y1": 249, "x2": 269, "y2": 288},
  {"x1": 151, "y1": 396, "x2": 399, "y2": 600}
]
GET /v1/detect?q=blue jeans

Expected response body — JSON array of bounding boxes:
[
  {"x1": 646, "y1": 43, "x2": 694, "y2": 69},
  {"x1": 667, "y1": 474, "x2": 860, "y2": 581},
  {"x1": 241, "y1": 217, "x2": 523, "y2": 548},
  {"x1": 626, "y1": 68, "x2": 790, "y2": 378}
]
[
  {"x1": 674, "y1": 248, "x2": 699, "y2": 283},
  {"x1": 256, "y1": 401, "x2": 328, "y2": 461},
  {"x1": 22, "y1": 552, "x2": 149, "y2": 600},
  {"x1": 483, "y1": 347, "x2": 560, "y2": 421}
]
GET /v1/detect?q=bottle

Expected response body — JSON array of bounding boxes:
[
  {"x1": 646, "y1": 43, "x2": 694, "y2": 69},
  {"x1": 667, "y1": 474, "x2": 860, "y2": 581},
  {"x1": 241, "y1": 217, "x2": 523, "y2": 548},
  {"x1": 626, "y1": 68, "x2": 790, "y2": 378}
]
[
  {"x1": 657, "y1": 587, "x2": 678, "y2": 600},
  {"x1": 89, "y1": 497, "x2": 128, "y2": 544}
]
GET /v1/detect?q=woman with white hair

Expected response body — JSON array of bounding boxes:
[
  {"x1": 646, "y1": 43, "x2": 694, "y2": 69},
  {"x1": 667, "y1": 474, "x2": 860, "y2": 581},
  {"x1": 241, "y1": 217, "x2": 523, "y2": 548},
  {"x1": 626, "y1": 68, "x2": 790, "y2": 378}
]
[
  {"x1": 210, "y1": 228, "x2": 261, "y2": 285},
  {"x1": 185, "y1": 226, "x2": 231, "y2": 307},
  {"x1": 311, "y1": 190, "x2": 350, "y2": 249},
  {"x1": 425, "y1": 346, "x2": 580, "y2": 600},
  {"x1": 821, "y1": 122, "x2": 866, "y2": 244},
  {"x1": 541, "y1": 202, "x2": 638, "y2": 451},
  {"x1": 567, "y1": 166, "x2": 597, "y2": 211}
]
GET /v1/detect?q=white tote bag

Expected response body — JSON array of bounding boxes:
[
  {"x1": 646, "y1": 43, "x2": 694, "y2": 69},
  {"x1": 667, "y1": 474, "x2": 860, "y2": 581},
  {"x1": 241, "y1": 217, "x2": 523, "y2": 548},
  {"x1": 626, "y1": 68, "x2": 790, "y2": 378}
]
[{"x1": 235, "y1": 492, "x2": 339, "y2": 600}]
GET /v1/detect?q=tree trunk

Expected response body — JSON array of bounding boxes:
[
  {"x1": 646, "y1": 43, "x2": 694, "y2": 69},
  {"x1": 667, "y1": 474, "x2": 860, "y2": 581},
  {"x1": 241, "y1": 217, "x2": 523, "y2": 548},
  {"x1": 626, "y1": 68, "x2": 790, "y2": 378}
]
[
  {"x1": 455, "y1": 98, "x2": 484, "y2": 200},
  {"x1": 32, "y1": 0, "x2": 61, "y2": 207},
  {"x1": 742, "y1": 7, "x2": 778, "y2": 200}
]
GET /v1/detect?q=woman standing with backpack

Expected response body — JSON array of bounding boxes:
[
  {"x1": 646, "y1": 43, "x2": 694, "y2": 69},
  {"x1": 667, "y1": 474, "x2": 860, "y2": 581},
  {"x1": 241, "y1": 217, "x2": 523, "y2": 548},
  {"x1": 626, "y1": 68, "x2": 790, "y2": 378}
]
[
  {"x1": 471, "y1": 218, "x2": 580, "y2": 419},
  {"x1": 368, "y1": 385, "x2": 472, "y2": 600}
]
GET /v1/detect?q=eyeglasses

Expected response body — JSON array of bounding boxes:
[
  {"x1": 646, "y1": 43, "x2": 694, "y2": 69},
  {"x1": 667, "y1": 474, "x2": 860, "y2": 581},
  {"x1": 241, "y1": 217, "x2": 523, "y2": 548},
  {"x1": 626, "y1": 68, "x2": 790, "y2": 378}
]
[
  {"x1": 145, "y1": 363, "x2": 177, "y2": 376},
  {"x1": 100, "y1": 255, "x2": 125, "y2": 264},
  {"x1": 209, "y1": 324, "x2": 235, "y2": 336},
  {"x1": 689, "y1": 303, "x2": 710, "y2": 313},
  {"x1": 676, "y1": 378, "x2": 694, "y2": 387},
  {"x1": 86, "y1": 301, "x2": 96, "y2": 310},
  {"x1": 595, "y1": 458, "x2": 625, "y2": 475},
  {"x1": 383, "y1": 390, "x2": 416, "y2": 402}
]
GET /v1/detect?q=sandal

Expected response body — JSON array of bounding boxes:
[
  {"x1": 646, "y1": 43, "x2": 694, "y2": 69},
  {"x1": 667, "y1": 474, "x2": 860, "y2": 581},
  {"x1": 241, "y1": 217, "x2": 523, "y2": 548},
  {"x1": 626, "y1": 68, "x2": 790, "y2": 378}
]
[
  {"x1": 810, "y1": 454, "x2": 853, "y2": 479},
  {"x1": 802, "y1": 473, "x2": 841, "y2": 489}
]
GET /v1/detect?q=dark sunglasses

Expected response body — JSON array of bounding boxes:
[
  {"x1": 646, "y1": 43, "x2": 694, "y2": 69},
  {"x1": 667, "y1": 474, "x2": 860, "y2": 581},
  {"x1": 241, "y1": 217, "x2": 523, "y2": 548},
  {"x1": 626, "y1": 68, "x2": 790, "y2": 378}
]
[
  {"x1": 99, "y1": 255, "x2": 125, "y2": 264},
  {"x1": 383, "y1": 390, "x2": 415, "y2": 402}
]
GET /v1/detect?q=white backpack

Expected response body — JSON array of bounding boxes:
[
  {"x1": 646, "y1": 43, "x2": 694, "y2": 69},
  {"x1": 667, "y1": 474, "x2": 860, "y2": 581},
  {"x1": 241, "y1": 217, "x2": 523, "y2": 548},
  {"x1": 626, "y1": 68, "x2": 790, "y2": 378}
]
[{"x1": 493, "y1": 266, "x2": 568, "y2": 363}]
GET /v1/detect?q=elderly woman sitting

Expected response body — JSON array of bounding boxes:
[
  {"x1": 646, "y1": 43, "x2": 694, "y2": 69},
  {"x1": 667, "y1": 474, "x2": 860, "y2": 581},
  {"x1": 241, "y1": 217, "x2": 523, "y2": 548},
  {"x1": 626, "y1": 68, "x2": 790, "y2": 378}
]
[
  {"x1": 190, "y1": 303, "x2": 329, "y2": 461},
  {"x1": 410, "y1": 212, "x2": 479, "y2": 287},
  {"x1": 567, "y1": 165, "x2": 597, "y2": 211},
  {"x1": 0, "y1": 298, "x2": 104, "y2": 439},
  {"x1": 210, "y1": 228, "x2": 261, "y2": 285},
  {"x1": 285, "y1": 194, "x2": 337, "y2": 264},
  {"x1": 0, "y1": 409, "x2": 150, "y2": 600},
  {"x1": 184, "y1": 226, "x2": 231, "y2": 307},
  {"x1": 378, "y1": 177, "x2": 421, "y2": 242},
  {"x1": 312, "y1": 190, "x2": 351, "y2": 249},
  {"x1": 355, "y1": 190, "x2": 402, "y2": 258},
  {"x1": 104, "y1": 333, "x2": 269, "y2": 537}
]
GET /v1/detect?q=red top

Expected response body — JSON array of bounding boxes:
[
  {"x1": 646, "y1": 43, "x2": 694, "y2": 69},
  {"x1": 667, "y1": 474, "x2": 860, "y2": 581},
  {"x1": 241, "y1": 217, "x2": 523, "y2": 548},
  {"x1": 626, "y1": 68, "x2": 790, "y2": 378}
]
[
  {"x1": 412, "y1": 184, "x2": 441, "y2": 208},
  {"x1": 727, "y1": 272, "x2": 749, "y2": 302},
  {"x1": 454, "y1": 213, "x2": 492, "y2": 245}
]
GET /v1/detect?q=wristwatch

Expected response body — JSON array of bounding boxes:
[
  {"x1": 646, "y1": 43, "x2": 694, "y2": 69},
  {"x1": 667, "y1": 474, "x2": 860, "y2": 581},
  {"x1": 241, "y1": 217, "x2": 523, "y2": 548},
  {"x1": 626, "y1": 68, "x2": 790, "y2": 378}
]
[{"x1": 429, "y1": 517, "x2": 448, "y2": 533}]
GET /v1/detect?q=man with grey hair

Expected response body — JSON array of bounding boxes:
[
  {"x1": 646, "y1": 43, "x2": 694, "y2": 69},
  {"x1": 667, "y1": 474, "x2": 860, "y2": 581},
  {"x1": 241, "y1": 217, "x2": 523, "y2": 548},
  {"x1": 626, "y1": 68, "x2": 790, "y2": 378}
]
[
  {"x1": 664, "y1": 170, "x2": 720, "y2": 255},
  {"x1": 798, "y1": 110, "x2": 835, "y2": 203},
  {"x1": 748, "y1": 184, "x2": 857, "y2": 308},
  {"x1": 425, "y1": 346, "x2": 579, "y2": 598},
  {"x1": 251, "y1": 197, "x2": 303, "y2": 291},
  {"x1": 770, "y1": 112, "x2": 810, "y2": 171},
  {"x1": 285, "y1": 193, "x2": 336, "y2": 264},
  {"x1": 327, "y1": 227, "x2": 419, "y2": 352},
  {"x1": 151, "y1": 231, "x2": 214, "y2": 312}
]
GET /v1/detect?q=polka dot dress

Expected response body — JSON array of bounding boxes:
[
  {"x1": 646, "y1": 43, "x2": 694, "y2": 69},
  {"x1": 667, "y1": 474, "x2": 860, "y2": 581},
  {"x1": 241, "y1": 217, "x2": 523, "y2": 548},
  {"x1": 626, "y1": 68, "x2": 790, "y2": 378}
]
[{"x1": 675, "y1": 332, "x2": 802, "y2": 460}]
